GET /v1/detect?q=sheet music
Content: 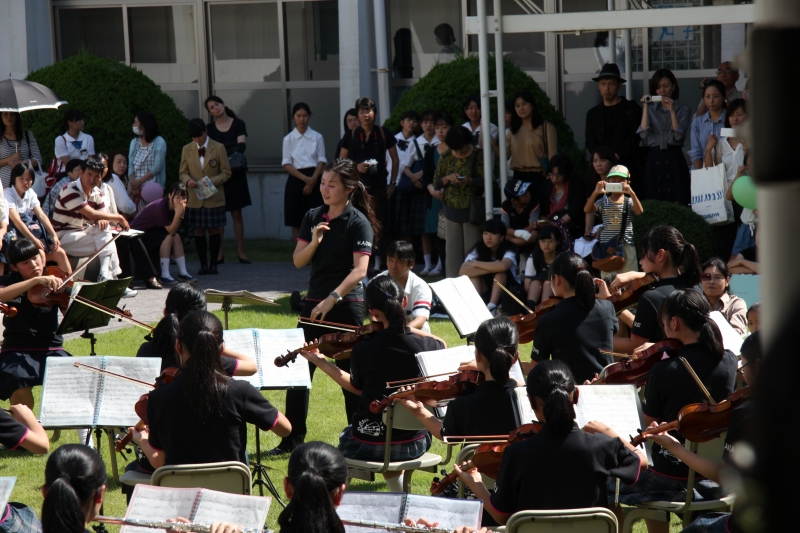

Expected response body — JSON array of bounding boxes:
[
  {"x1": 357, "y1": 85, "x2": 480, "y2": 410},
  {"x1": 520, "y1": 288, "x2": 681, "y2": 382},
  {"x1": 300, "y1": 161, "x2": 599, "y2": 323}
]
[
  {"x1": 96, "y1": 357, "x2": 161, "y2": 426},
  {"x1": 0, "y1": 478, "x2": 15, "y2": 511},
  {"x1": 430, "y1": 276, "x2": 494, "y2": 337},
  {"x1": 514, "y1": 386, "x2": 538, "y2": 424},
  {"x1": 338, "y1": 493, "x2": 405, "y2": 533},
  {"x1": 403, "y1": 494, "x2": 482, "y2": 531},
  {"x1": 710, "y1": 311, "x2": 744, "y2": 355},
  {"x1": 192, "y1": 489, "x2": 271, "y2": 529},
  {"x1": 123, "y1": 486, "x2": 198, "y2": 533},
  {"x1": 223, "y1": 329, "x2": 260, "y2": 388},
  {"x1": 39, "y1": 357, "x2": 101, "y2": 427},
  {"x1": 228, "y1": 328, "x2": 312, "y2": 389}
]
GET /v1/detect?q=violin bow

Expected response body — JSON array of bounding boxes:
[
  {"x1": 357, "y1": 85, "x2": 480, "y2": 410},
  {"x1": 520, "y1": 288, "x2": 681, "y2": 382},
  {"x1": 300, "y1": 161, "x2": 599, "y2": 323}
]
[
  {"x1": 297, "y1": 317, "x2": 358, "y2": 332},
  {"x1": 385, "y1": 372, "x2": 460, "y2": 388},
  {"x1": 679, "y1": 357, "x2": 718, "y2": 405},
  {"x1": 73, "y1": 361, "x2": 155, "y2": 388},
  {"x1": 493, "y1": 279, "x2": 533, "y2": 314},
  {"x1": 66, "y1": 294, "x2": 153, "y2": 332},
  {"x1": 55, "y1": 231, "x2": 124, "y2": 292}
]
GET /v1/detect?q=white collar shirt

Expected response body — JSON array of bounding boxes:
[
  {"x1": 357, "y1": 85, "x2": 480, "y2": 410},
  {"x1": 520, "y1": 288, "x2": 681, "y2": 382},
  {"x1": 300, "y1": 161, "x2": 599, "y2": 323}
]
[
  {"x1": 3, "y1": 185, "x2": 40, "y2": 215},
  {"x1": 281, "y1": 127, "x2": 327, "y2": 170},
  {"x1": 197, "y1": 137, "x2": 209, "y2": 168},
  {"x1": 374, "y1": 270, "x2": 432, "y2": 332}
]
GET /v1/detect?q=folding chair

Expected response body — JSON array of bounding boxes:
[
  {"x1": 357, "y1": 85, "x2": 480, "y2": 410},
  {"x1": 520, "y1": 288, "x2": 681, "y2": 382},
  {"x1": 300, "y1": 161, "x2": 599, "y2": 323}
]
[
  {"x1": 505, "y1": 508, "x2": 618, "y2": 533},
  {"x1": 345, "y1": 403, "x2": 451, "y2": 493},
  {"x1": 152, "y1": 461, "x2": 253, "y2": 495}
]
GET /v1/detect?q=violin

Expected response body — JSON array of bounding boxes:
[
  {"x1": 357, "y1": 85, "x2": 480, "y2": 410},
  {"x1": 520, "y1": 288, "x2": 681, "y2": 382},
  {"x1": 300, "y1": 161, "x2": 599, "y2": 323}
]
[
  {"x1": 507, "y1": 297, "x2": 562, "y2": 344},
  {"x1": 595, "y1": 339, "x2": 682, "y2": 387},
  {"x1": 274, "y1": 322, "x2": 385, "y2": 367},
  {"x1": 603, "y1": 273, "x2": 658, "y2": 313},
  {"x1": 369, "y1": 370, "x2": 484, "y2": 414},
  {"x1": 430, "y1": 422, "x2": 543, "y2": 495},
  {"x1": 117, "y1": 367, "x2": 181, "y2": 452},
  {"x1": 630, "y1": 386, "x2": 753, "y2": 448},
  {"x1": 0, "y1": 302, "x2": 17, "y2": 317}
]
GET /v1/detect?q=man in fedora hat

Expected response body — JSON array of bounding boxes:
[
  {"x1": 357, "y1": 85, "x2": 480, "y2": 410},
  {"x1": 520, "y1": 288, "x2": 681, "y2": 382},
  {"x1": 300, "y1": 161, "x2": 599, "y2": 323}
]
[{"x1": 585, "y1": 63, "x2": 642, "y2": 182}]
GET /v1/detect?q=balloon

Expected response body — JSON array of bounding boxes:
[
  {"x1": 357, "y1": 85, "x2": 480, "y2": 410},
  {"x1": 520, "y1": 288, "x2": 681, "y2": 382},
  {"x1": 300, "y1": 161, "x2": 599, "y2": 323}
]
[{"x1": 732, "y1": 174, "x2": 757, "y2": 210}]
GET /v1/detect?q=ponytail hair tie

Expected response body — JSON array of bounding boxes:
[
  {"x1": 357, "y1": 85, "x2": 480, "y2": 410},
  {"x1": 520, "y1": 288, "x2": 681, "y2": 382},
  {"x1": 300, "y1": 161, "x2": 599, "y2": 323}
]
[{"x1": 385, "y1": 292, "x2": 396, "y2": 300}]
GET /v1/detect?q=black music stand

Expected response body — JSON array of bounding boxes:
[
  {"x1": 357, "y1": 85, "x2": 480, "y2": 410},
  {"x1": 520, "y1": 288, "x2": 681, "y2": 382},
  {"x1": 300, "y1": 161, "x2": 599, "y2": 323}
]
[
  {"x1": 205, "y1": 289, "x2": 279, "y2": 330},
  {"x1": 57, "y1": 278, "x2": 131, "y2": 355}
]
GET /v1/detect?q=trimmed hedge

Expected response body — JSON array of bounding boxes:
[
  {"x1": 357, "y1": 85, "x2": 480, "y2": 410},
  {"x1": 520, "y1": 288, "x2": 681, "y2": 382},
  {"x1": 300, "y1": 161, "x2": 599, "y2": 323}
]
[
  {"x1": 24, "y1": 52, "x2": 189, "y2": 183},
  {"x1": 385, "y1": 55, "x2": 586, "y2": 179},
  {"x1": 632, "y1": 200, "x2": 716, "y2": 263}
]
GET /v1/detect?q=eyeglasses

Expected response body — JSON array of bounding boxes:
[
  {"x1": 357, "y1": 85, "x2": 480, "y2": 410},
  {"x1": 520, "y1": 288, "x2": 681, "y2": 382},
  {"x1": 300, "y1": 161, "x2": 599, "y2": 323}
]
[
  {"x1": 716, "y1": 69, "x2": 737, "y2": 75},
  {"x1": 737, "y1": 361, "x2": 750, "y2": 377},
  {"x1": 547, "y1": 172, "x2": 564, "y2": 179},
  {"x1": 700, "y1": 273, "x2": 726, "y2": 282}
]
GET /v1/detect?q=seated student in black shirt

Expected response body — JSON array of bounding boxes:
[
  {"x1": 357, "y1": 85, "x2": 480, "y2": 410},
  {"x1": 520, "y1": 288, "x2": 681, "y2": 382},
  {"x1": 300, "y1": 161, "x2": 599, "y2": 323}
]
[
  {"x1": 606, "y1": 225, "x2": 702, "y2": 354},
  {"x1": 298, "y1": 275, "x2": 444, "y2": 493},
  {"x1": 455, "y1": 359, "x2": 646, "y2": 526},
  {"x1": 133, "y1": 311, "x2": 291, "y2": 468},
  {"x1": 727, "y1": 226, "x2": 759, "y2": 275},
  {"x1": 529, "y1": 252, "x2": 618, "y2": 383},
  {"x1": 612, "y1": 289, "x2": 737, "y2": 533}
]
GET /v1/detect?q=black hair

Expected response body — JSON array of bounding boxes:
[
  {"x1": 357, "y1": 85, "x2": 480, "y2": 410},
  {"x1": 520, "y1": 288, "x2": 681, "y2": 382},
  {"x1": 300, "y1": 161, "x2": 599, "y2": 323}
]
[
  {"x1": 167, "y1": 181, "x2": 188, "y2": 199},
  {"x1": 343, "y1": 108, "x2": 358, "y2": 131},
  {"x1": 188, "y1": 118, "x2": 207, "y2": 138},
  {"x1": 135, "y1": 111, "x2": 160, "y2": 143},
  {"x1": 178, "y1": 310, "x2": 229, "y2": 425},
  {"x1": 10, "y1": 162, "x2": 35, "y2": 188},
  {"x1": 702, "y1": 80, "x2": 728, "y2": 110},
  {"x1": 434, "y1": 23, "x2": 457, "y2": 46},
  {"x1": 365, "y1": 275, "x2": 406, "y2": 334},
  {"x1": 324, "y1": 159, "x2": 381, "y2": 238},
  {"x1": 204, "y1": 95, "x2": 238, "y2": 120},
  {"x1": 469, "y1": 219, "x2": 516, "y2": 263},
  {"x1": 292, "y1": 102, "x2": 312, "y2": 117},
  {"x1": 354, "y1": 97, "x2": 377, "y2": 113},
  {"x1": 550, "y1": 252, "x2": 595, "y2": 310},
  {"x1": 62, "y1": 110, "x2": 85, "y2": 134},
  {"x1": 657, "y1": 289, "x2": 724, "y2": 361},
  {"x1": 747, "y1": 302, "x2": 761, "y2": 316},
  {"x1": 589, "y1": 146, "x2": 618, "y2": 183},
  {"x1": 724, "y1": 98, "x2": 747, "y2": 128},
  {"x1": 420, "y1": 109, "x2": 437, "y2": 122},
  {"x1": 278, "y1": 442, "x2": 348, "y2": 533},
  {"x1": 107, "y1": 151, "x2": 127, "y2": 185},
  {"x1": 97, "y1": 152, "x2": 111, "y2": 182},
  {"x1": 504, "y1": 99, "x2": 513, "y2": 113},
  {"x1": 42, "y1": 444, "x2": 106, "y2": 533},
  {"x1": 435, "y1": 113, "x2": 454, "y2": 127},
  {"x1": 1, "y1": 112, "x2": 23, "y2": 140},
  {"x1": 386, "y1": 240, "x2": 415, "y2": 263},
  {"x1": 80, "y1": 155, "x2": 106, "y2": 175},
  {"x1": 400, "y1": 110, "x2": 420, "y2": 122},
  {"x1": 444, "y1": 125, "x2": 475, "y2": 152},
  {"x1": 532, "y1": 224, "x2": 564, "y2": 274},
  {"x1": 151, "y1": 283, "x2": 207, "y2": 370},
  {"x1": 740, "y1": 330, "x2": 762, "y2": 365},
  {"x1": 509, "y1": 90, "x2": 544, "y2": 134},
  {"x1": 65, "y1": 158, "x2": 84, "y2": 174},
  {"x1": 8, "y1": 238, "x2": 40, "y2": 266},
  {"x1": 548, "y1": 153, "x2": 574, "y2": 181},
  {"x1": 650, "y1": 69, "x2": 680, "y2": 100},
  {"x1": 462, "y1": 94, "x2": 481, "y2": 113},
  {"x1": 638, "y1": 225, "x2": 701, "y2": 286},
  {"x1": 701, "y1": 257, "x2": 731, "y2": 293},
  {"x1": 526, "y1": 360, "x2": 576, "y2": 436},
  {"x1": 474, "y1": 317, "x2": 518, "y2": 384}
]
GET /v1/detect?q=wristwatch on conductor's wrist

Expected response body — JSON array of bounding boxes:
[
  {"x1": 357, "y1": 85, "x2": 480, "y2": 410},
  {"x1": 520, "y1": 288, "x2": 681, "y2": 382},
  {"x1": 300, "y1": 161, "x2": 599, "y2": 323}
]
[{"x1": 329, "y1": 291, "x2": 343, "y2": 304}]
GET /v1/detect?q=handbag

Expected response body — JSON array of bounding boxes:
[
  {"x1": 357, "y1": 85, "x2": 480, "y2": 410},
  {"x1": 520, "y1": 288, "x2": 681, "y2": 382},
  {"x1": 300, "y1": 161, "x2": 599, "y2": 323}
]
[
  {"x1": 30, "y1": 159, "x2": 48, "y2": 198},
  {"x1": 396, "y1": 140, "x2": 423, "y2": 193},
  {"x1": 691, "y1": 158, "x2": 732, "y2": 226},
  {"x1": 228, "y1": 150, "x2": 248, "y2": 172},
  {"x1": 592, "y1": 199, "x2": 628, "y2": 272},
  {"x1": 437, "y1": 211, "x2": 447, "y2": 240},
  {"x1": 467, "y1": 151, "x2": 485, "y2": 225}
]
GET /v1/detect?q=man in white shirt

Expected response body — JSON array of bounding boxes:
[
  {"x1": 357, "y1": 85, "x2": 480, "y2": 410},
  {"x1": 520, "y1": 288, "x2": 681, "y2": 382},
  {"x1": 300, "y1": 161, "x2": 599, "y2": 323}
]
[
  {"x1": 373, "y1": 240, "x2": 432, "y2": 332},
  {"x1": 54, "y1": 110, "x2": 95, "y2": 165}
]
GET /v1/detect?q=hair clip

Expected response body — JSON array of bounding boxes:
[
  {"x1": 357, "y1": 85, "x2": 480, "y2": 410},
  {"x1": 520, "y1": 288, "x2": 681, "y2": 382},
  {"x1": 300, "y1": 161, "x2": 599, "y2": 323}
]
[{"x1": 385, "y1": 292, "x2": 396, "y2": 299}]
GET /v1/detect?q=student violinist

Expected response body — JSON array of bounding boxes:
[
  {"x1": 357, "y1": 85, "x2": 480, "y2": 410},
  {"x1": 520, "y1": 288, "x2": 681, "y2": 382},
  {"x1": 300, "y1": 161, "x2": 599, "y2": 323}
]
[
  {"x1": 132, "y1": 310, "x2": 291, "y2": 468},
  {"x1": 298, "y1": 275, "x2": 444, "y2": 492},
  {"x1": 455, "y1": 359, "x2": 647, "y2": 525},
  {"x1": 528, "y1": 252, "x2": 618, "y2": 383},
  {"x1": 612, "y1": 289, "x2": 737, "y2": 533},
  {"x1": 605, "y1": 225, "x2": 701, "y2": 354}
]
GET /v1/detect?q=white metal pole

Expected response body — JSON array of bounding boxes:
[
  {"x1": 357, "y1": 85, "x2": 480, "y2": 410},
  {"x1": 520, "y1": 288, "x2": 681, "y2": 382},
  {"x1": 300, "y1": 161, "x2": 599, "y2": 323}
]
[
  {"x1": 372, "y1": 0, "x2": 391, "y2": 123},
  {"x1": 622, "y1": 1, "x2": 632, "y2": 100},
  {"x1": 607, "y1": 0, "x2": 615, "y2": 65},
  {"x1": 494, "y1": 0, "x2": 508, "y2": 201},
  {"x1": 476, "y1": 0, "x2": 494, "y2": 220}
]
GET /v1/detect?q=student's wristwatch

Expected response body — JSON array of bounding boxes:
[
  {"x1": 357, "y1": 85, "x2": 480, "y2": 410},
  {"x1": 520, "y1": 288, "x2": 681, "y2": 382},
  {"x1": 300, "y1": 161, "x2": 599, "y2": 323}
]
[{"x1": 329, "y1": 291, "x2": 343, "y2": 304}]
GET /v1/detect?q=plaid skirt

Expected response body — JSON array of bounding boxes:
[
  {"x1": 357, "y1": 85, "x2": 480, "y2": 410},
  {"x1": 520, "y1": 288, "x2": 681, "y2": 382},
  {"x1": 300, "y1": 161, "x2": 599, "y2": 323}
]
[
  {"x1": 338, "y1": 425, "x2": 432, "y2": 462},
  {"x1": 681, "y1": 513, "x2": 731, "y2": 533},
  {"x1": 390, "y1": 191, "x2": 428, "y2": 235},
  {"x1": 609, "y1": 469, "x2": 726, "y2": 505},
  {"x1": 186, "y1": 206, "x2": 227, "y2": 228},
  {"x1": 0, "y1": 503, "x2": 42, "y2": 533},
  {"x1": 0, "y1": 348, "x2": 71, "y2": 401}
]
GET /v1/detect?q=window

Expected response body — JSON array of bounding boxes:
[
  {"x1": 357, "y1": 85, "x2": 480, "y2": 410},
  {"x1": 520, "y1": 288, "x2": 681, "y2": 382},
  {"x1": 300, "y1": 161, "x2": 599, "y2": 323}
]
[
  {"x1": 466, "y1": 0, "x2": 546, "y2": 73},
  {"x1": 128, "y1": 6, "x2": 198, "y2": 85},
  {"x1": 284, "y1": 1, "x2": 339, "y2": 81},
  {"x1": 58, "y1": 8, "x2": 125, "y2": 62},
  {"x1": 210, "y1": 3, "x2": 281, "y2": 83}
]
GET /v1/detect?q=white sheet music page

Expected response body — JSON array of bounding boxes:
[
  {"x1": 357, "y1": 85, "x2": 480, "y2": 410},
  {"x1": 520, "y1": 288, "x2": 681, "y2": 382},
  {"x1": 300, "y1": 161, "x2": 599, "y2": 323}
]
[
  {"x1": 0, "y1": 478, "x2": 16, "y2": 511},
  {"x1": 338, "y1": 492, "x2": 405, "y2": 533},
  {"x1": 254, "y1": 328, "x2": 311, "y2": 389},
  {"x1": 192, "y1": 489, "x2": 271, "y2": 529},
  {"x1": 96, "y1": 357, "x2": 161, "y2": 427},
  {"x1": 122, "y1": 485, "x2": 199, "y2": 533},
  {"x1": 430, "y1": 276, "x2": 493, "y2": 337},
  {"x1": 710, "y1": 311, "x2": 744, "y2": 355},
  {"x1": 223, "y1": 329, "x2": 260, "y2": 388},
  {"x1": 39, "y1": 357, "x2": 101, "y2": 427},
  {"x1": 514, "y1": 386, "x2": 538, "y2": 424},
  {"x1": 404, "y1": 494, "x2": 482, "y2": 531}
]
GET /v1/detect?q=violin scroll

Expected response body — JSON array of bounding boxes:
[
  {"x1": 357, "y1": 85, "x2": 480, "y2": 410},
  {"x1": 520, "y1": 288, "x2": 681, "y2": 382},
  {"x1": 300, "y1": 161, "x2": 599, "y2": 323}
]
[{"x1": 0, "y1": 302, "x2": 17, "y2": 317}]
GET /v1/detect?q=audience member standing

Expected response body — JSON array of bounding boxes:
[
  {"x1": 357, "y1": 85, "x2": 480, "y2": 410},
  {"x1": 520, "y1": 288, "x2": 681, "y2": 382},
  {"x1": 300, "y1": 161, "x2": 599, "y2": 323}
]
[
  {"x1": 507, "y1": 90, "x2": 557, "y2": 197},
  {"x1": 128, "y1": 111, "x2": 167, "y2": 209},
  {"x1": 638, "y1": 69, "x2": 692, "y2": 204},
  {"x1": 421, "y1": 113, "x2": 453, "y2": 276},
  {"x1": 462, "y1": 94, "x2": 499, "y2": 157},
  {"x1": 689, "y1": 80, "x2": 727, "y2": 170},
  {"x1": 54, "y1": 110, "x2": 94, "y2": 166},
  {"x1": 392, "y1": 111, "x2": 428, "y2": 242},
  {"x1": 0, "y1": 112, "x2": 42, "y2": 189},
  {"x1": 206, "y1": 96, "x2": 252, "y2": 264},
  {"x1": 409, "y1": 110, "x2": 441, "y2": 275},
  {"x1": 585, "y1": 64, "x2": 642, "y2": 182},
  {"x1": 696, "y1": 61, "x2": 743, "y2": 117},
  {"x1": 335, "y1": 109, "x2": 359, "y2": 159},
  {"x1": 282, "y1": 102, "x2": 326, "y2": 241},
  {"x1": 718, "y1": 100, "x2": 754, "y2": 258}
]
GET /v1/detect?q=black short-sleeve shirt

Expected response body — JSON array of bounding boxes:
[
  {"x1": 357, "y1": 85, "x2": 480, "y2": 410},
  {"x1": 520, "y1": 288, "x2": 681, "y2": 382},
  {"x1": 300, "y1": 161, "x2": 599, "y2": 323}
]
[
  {"x1": 0, "y1": 410, "x2": 28, "y2": 450},
  {"x1": 531, "y1": 297, "x2": 618, "y2": 384},
  {"x1": 298, "y1": 203, "x2": 374, "y2": 301},
  {"x1": 147, "y1": 375, "x2": 279, "y2": 466},
  {"x1": 440, "y1": 380, "x2": 520, "y2": 440},
  {"x1": 136, "y1": 339, "x2": 238, "y2": 376},
  {"x1": 631, "y1": 276, "x2": 694, "y2": 341},
  {"x1": 490, "y1": 423, "x2": 640, "y2": 514},
  {"x1": 340, "y1": 126, "x2": 397, "y2": 188},
  {"x1": 350, "y1": 328, "x2": 443, "y2": 443},
  {"x1": 644, "y1": 343, "x2": 737, "y2": 478},
  {"x1": 0, "y1": 273, "x2": 63, "y2": 349},
  {"x1": 723, "y1": 399, "x2": 750, "y2": 466}
]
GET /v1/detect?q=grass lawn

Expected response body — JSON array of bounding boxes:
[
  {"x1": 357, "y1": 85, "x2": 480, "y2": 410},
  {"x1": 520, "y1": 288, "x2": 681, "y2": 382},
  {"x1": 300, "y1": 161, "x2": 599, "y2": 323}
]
[{"x1": 0, "y1": 291, "x2": 684, "y2": 532}]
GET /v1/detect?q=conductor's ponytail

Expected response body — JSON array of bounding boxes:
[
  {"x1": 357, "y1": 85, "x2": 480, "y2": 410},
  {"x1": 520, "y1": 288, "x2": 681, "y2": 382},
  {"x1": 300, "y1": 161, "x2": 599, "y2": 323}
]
[
  {"x1": 325, "y1": 159, "x2": 381, "y2": 238},
  {"x1": 550, "y1": 252, "x2": 595, "y2": 310},
  {"x1": 474, "y1": 317, "x2": 519, "y2": 384},
  {"x1": 42, "y1": 445, "x2": 106, "y2": 533},
  {"x1": 365, "y1": 276, "x2": 406, "y2": 334},
  {"x1": 526, "y1": 360, "x2": 577, "y2": 437},
  {"x1": 658, "y1": 289, "x2": 724, "y2": 361},
  {"x1": 278, "y1": 442, "x2": 348, "y2": 533}
]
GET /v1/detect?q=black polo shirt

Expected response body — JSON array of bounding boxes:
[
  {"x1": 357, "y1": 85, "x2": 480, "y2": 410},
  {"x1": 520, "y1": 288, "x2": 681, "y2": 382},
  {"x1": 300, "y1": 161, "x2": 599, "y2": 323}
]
[
  {"x1": 299, "y1": 203, "x2": 374, "y2": 302},
  {"x1": 147, "y1": 375, "x2": 279, "y2": 466},
  {"x1": 531, "y1": 297, "x2": 618, "y2": 384},
  {"x1": 0, "y1": 410, "x2": 28, "y2": 450},
  {"x1": 490, "y1": 423, "x2": 640, "y2": 514},
  {"x1": 500, "y1": 199, "x2": 538, "y2": 231},
  {"x1": 723, "y1": 399, "x2": 750, "y2": 466},
  {"x1": 340, "y1": 126, "x2": 398, "y2": 188},
  {"x1": 0, "y1": 274, "x2": 62, "y2": 349},
  {"x1": 136, "y1": 340, "x2": 238, "y2": 375},
  {"x1": 350, "y1": 328, "x2": 443, "y2": 443},
  {"x1": 644, "y1": 343, "x2": 737, "y2": 478},
  {"x1": 440, "y1": 380, "x2": 520, "y2": 440},
  {"x1": 631, "y1": 276, "x2": 694, "y2": 341}
]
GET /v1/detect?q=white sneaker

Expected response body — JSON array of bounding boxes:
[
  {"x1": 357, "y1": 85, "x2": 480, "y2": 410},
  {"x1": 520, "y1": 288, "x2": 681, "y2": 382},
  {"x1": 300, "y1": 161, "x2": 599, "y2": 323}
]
[
  {"x1": 420, "y1": 267, "x2": 431, "y2": 276},
  {"x1": 428, "y1": 267, "x2": 442, "y2": 276},
  {"x1": 122, "y1": 287, "x2": 138, "y2": 298}
]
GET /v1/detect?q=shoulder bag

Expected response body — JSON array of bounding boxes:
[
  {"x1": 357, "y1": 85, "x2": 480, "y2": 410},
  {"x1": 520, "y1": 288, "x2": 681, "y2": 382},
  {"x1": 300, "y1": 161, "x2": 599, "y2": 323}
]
[{"x1": 591, "y1": 198, "x2": 629, "y2": 272}]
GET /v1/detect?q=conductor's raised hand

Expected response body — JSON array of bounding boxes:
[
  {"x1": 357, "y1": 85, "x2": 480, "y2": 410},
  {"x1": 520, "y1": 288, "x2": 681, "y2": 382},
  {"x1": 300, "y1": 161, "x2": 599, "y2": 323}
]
[{"x1": 311, "y1": 222, "x2": 330, "y2": 246}]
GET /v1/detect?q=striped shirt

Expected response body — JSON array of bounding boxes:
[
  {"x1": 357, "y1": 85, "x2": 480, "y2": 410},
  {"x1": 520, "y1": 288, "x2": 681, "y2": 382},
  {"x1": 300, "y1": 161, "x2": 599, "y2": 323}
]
[
  {"x1": 0, "y1": 131, "x2": 43, "y2": 188},
  {"x1": 52, "y1": 180, "x2": 105, "y2": 232},
  {"x1": 595, "y1": 195, "x2": 635, "y2": 245},
  {"x1": 373, "y1": 270, "x2": 433, "y2": 333}
]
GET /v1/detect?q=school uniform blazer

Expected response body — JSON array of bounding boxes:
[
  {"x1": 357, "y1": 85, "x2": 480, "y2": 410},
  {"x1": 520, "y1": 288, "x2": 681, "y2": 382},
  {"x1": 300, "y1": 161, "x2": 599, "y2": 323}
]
[{"x1": 179, "y1": 138, "x2": 232, "y2": 209}]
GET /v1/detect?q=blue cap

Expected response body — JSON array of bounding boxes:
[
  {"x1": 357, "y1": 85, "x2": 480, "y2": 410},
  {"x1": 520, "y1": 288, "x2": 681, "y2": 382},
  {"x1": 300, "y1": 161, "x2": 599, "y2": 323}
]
[{"x1": 504, "y1": 179, "x2": 531, "y2": 198}]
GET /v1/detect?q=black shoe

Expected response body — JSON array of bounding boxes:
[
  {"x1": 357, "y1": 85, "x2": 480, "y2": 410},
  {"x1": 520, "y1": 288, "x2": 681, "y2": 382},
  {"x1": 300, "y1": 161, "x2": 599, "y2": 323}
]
[
  {"x1": 239, "y1": 256, "x2": 252, "y2": 264},
  {"x1": 208, "y1": 265, "x2": 219, "y2": 275},
  {"x1": 266, "y1": 447, "x2": 292, "y2": 457},
  {"x1": 290, "y1": 290, "x2": 302, "y2": 312},
  {"x1": 198, "y1": 266, "x2": 210, "y2": 275},
  {"x1": 217, "y1": 256, "x2": 225, "y2": 265}
]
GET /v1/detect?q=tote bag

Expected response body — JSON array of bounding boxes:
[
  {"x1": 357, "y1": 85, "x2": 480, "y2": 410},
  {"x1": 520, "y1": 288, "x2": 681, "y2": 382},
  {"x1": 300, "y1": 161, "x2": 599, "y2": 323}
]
[{"x1": 691, "y1": 162, "x2": 732, "y2": 226}]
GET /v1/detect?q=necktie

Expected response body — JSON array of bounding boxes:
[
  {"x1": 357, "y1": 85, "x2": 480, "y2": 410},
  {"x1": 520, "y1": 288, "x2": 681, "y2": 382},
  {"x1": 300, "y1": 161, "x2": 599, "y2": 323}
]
[
  {"x1": 71, "y1": 140, "x2": 83, "y2": 149},
  {"x1": 198, "y1": 147, "x2": 206, "y2": 157}
]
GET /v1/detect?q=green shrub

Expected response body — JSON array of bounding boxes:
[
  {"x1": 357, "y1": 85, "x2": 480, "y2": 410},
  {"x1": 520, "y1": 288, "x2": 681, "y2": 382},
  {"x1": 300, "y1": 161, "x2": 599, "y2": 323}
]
[
  {"x1": 632, "y1": 200, "x2": 716, "y2": 262},
  {"x1": 24, "y1": 52, "x2": 189, "y2": 183},
  {"x1": 384, "y1": 55, "x2": 586, "y2": 179}
]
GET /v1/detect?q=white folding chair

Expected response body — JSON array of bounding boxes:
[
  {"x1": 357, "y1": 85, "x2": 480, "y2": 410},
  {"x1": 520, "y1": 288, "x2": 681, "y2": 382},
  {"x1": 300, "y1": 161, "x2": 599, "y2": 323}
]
[
  {"x1": 505, "y1": 508, "x2": 618, "y2": 533},
  {"x1": 152, "y1": 461, "x2": 253, "y2": 495}
]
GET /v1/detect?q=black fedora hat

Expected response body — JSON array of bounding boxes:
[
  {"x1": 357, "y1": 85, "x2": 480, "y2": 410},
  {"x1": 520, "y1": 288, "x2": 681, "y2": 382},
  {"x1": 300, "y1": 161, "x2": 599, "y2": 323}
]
[{"x1": 592, "y1": 63, "x2": 626, "y2": 83}]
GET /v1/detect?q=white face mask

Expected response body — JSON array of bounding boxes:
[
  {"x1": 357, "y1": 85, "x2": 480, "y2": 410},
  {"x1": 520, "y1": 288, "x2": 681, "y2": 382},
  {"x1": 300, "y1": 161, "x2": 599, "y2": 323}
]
[{"x1": 133, "y1": 126, "x2": 142, "y2": 136}]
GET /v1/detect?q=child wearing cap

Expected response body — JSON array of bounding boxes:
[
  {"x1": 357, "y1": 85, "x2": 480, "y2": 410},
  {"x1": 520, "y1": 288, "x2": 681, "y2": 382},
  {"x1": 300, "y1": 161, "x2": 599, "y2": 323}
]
[
  {"x1": 500, "y1": 179, "x2": 540, "y2": 251},
  {"x1": 583, "y1": 165, "x2": 643, "y2": 276}
]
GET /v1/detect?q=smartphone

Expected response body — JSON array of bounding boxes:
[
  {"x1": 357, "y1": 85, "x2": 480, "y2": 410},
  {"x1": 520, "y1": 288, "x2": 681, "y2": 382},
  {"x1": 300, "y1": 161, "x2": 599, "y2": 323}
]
[
  {"x1": 605, "y1": 183, "x2": 623, "y2": 193},
  {"x1": 457, "y1": 175, "x2": 465, "y2": 181}
]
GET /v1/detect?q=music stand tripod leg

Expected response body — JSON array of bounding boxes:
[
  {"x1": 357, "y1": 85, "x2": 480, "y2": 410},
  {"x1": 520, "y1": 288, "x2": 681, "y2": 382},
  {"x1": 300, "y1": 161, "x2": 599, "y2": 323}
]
[
  {"x1": 222, "y1": 297, "x2": 232, "y2": 330},
  {"x1": 91, "y1": 427, "x2": 109, "y2": 533},
  {"x1": 250, "y1": 428, "x2": 287, "y2": 508}
]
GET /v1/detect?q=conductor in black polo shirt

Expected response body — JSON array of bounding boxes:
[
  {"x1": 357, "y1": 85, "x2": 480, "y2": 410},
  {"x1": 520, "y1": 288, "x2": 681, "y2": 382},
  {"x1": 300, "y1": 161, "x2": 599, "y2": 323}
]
[{"x1": 270, "y1": 158, "x2": 381, "y2": 455}]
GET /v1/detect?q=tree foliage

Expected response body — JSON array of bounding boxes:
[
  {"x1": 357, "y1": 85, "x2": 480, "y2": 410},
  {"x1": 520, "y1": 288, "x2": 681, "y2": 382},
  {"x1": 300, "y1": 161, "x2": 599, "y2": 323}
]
[{"x1": 632, "y1": 200, "x2": 717, "y2": 262}]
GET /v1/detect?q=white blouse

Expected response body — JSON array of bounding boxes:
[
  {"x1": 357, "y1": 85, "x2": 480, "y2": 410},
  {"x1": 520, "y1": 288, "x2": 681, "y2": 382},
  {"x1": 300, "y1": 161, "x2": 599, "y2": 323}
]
[{"x1": 282, "y1": 127, "x2": 327, "y2": 170}]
